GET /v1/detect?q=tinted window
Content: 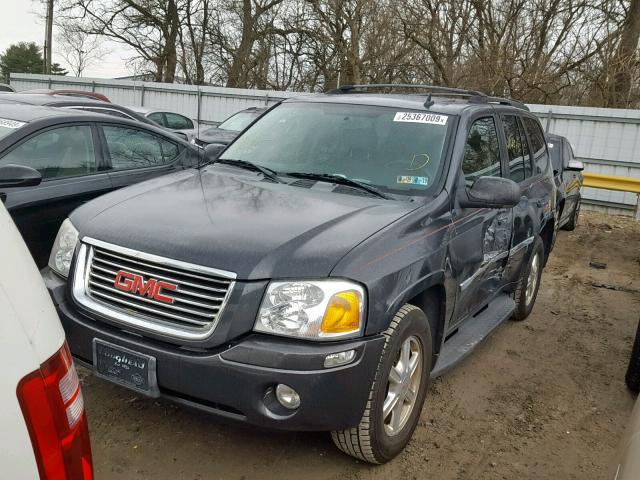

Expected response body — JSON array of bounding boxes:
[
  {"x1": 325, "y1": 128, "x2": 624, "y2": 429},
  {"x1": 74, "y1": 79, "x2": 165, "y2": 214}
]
[
  {"x1": 462, "y1": 117, "x2": 501, "y2": 186},
  {"x1": 164, "y1": 113, "x2": 193, "y2": 130},
  {"x1": 0, "y1": 125, "x2": 96, "y2": 179},
  {"x1": 147, "y1": 112, "x2": 166, "y2": 127},
  {"x1": 221, "y1": 103, "x2": 450, "y2": 195},
  {"x1": 502, "y1": 115, "x2": 528, "y2": 183},
  {"x1": 102, "y1": 126, "x2": 180, "y2": 170},
  {"x1": 522, "y1": 117, "x2": 549, "y2": 175}
]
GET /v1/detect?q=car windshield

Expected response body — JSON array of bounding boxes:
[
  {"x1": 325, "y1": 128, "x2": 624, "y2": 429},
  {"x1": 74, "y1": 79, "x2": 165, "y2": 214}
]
[
  {"x1": 220, "y1": 102, "x2": 451, "y2": 196},
  {"x1": 216, "y1": 111, "x2": 260, "y2": 132},
  {"x1": 0, "y1": 118, "x2": 26, "y2": 140}
]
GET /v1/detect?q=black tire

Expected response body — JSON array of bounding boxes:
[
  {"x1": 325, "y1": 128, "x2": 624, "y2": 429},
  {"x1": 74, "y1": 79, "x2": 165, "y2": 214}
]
[
  {"x1": 331, "y1": 304, "x2": 433, "y2": 464},
  {"x1": 562, "y1": 199, "x2": 580, "y2": 231},
  {"x1": 626, "y1": 319, "x2": 640, "y2": 393},
  {"x1": 512, "y1": 236, "x2": 545, "y2": 321}
]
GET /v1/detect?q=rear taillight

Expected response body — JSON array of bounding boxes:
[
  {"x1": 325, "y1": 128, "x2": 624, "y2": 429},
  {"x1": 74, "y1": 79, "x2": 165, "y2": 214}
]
[{"x1": 16, "y1": 342, "x2": 93, "y2": 480}]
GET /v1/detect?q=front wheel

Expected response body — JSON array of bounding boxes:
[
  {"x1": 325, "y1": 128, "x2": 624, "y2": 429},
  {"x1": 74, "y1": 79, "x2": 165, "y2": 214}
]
[
  {"x1": 512, "y1": 236, "x2": 545, "y2": 321},
  {"x1": 331, "y1": 304, "x2": 433, "y2": 464}
]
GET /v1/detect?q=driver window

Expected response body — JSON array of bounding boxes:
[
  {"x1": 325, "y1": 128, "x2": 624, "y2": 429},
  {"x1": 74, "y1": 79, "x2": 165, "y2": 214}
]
[{"x1": 462, "y1": 117, "x2": 501, "y2": 186}]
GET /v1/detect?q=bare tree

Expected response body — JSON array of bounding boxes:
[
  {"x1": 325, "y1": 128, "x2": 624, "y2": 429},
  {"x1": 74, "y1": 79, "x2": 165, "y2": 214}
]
[{"x1": 56, "y1": 22, "x2": 105, "y2": 76}]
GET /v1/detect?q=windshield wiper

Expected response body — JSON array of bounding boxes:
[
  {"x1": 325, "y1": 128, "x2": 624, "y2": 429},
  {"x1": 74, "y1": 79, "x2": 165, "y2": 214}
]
[
  {"x1": 284, "y1": 172, "x2": 392, "y2": 200},
  {"x1": 213, "y1": 158, "x2": 282, "y2": 183}
]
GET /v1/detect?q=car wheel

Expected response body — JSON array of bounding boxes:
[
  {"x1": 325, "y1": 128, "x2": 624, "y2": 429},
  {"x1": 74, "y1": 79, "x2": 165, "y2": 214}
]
[
  {"x1": 512, "y1": 236, "x2": 545, "y2": 321},
  {"x1": 562, "y1": 199, "x2": 580, "y2": 231},
  {"x1": 331, "y1": 304, "x2": 433, "y2": 464},
  {"x1": 626, "y1": 319, "x2": 640, "y2": 393}
]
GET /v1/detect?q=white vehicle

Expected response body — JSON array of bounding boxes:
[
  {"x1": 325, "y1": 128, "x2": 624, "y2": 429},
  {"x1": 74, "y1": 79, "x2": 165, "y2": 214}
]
[{"x1": 0, "y1": 165, "x2": 93, "y2": 479}]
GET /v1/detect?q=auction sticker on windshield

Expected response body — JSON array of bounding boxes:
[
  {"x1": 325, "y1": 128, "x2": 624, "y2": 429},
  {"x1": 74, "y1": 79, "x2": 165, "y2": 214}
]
[
  {"x1": 0, "y1": 118, "x2": 26, "y2": 129},
  {"x1": 393, "y1": 112, "x2": 448, "y2": 125}
]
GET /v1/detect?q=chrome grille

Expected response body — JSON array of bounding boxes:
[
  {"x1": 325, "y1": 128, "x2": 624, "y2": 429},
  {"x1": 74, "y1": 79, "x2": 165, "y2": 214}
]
[{"x1": 72, "y1": 238, "x2": 236, "y2": 340}]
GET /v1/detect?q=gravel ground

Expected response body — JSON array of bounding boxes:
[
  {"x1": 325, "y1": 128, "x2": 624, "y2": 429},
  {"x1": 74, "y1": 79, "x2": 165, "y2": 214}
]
[{"x1": 80, "y1": 211, "x2": 640, "y2": 480}]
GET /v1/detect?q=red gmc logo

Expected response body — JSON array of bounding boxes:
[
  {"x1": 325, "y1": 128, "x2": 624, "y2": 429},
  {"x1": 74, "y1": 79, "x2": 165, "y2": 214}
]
[{"x1": 114, "y1": 270, "x2": 178, "y2": 304}]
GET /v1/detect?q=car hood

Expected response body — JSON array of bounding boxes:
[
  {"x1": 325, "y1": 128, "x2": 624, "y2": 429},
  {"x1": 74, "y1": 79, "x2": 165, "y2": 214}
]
[
  {"x1": 71, "y1": 168, "x2": 417, "y2": 280},
  {"x1": 197, "y1": 127, "x2": 238, "y2": 144}
]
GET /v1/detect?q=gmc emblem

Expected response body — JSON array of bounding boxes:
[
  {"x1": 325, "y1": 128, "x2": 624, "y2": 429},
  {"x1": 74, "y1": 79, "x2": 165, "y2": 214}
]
[{"x1": 114, "y1": 270, "x2": 178, "y2": 304}]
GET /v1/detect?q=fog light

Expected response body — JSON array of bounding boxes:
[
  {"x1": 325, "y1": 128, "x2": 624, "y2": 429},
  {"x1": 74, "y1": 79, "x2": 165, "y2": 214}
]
[
  {"x1": 275, "y1": 384, "x2": 300, "y2": 410},
  {"x1": 324, "y1": 349, "x2": 356, "y2": 368}
]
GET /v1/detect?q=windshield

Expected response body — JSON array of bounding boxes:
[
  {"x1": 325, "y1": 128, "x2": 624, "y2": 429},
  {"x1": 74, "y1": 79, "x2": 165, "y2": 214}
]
[
  {"x1": 220, "y1": 102, "x2": 451, "y2": 196},
  {"x1": 216, "y1": 111, "x2": 260, "y2": 132},
  {"x1": 0, "y1": 118, "x2": 26, "y2": 140}
]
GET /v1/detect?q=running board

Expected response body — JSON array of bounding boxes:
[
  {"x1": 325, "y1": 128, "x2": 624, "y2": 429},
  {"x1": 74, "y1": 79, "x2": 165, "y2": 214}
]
[{"x1": 430, "y1": 294, "x2": 515, "y2": 379}]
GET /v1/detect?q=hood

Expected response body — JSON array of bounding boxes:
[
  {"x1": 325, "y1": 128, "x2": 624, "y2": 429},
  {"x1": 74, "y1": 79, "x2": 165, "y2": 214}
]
[
  {"x1": 198, "y1": 127, "x2": 238, "y2": 145},
  {"x1": 71, "y1": 167, "x2": 417, "y2": 280}
]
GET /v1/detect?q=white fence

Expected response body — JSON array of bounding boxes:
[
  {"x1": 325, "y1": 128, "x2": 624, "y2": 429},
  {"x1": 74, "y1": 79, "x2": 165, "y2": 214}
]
[{"x1": 9, "y1": 73, "x2": 640, "y2": 215}]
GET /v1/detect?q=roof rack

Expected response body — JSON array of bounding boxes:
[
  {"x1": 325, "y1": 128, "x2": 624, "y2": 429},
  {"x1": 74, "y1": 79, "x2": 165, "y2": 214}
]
[{"x1": 326, "y1": 84, "x2": 529, "y2": 111}]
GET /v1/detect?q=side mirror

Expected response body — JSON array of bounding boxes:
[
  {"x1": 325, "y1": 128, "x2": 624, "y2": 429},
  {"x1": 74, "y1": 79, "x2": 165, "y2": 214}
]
[
  {"x1": 204, "y1": 143, "x2": 225, "y2": 161},
  {"x1": 566, "y1": 159, "x2": 584, "y2": 171},
  {"x1": 0, "y1": 164, "x2": 42, "y2": 188},
  {"x1": 460, "y1": 176, "x2": 520, "y2": 209}
]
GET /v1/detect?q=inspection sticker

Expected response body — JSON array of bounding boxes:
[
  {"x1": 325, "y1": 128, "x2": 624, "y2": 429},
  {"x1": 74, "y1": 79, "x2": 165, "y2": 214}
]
[
  {"x1": 393, "y1": 112, "x2": 448, "y2": 125},
  {"x1": 0, "y1": 118, "x2": 26, "y2": 129},
  {"x1": 397, "y1": 176, "x2": 429, "y2": 186}
]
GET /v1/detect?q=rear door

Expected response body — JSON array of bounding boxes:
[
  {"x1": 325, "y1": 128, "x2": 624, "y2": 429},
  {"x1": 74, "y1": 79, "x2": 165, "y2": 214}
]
[
  {"x1": 499, "y1": 114, "x2": 553, "y2": 284},
  {"x1": 98, "y1": 124, "x2": 188, "y2": 189},
  {"x1": 561, "y1": 139, "x2": 581, "y2": 222},
  {"x1": 0, "y1": 123, "x2": 111, "y2": 267}
]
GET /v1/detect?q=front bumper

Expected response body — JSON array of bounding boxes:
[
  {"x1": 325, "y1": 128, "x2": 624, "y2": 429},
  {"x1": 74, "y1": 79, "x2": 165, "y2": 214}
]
[{"x1": 43, "y1": 269, "x2": 385, "y2": 431}]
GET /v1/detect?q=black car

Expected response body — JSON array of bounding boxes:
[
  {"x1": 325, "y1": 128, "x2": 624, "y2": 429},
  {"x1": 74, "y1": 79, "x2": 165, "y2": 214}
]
[
  {"x1": 0, "y1": 103, "x2": 203, "y2": 267},
  {"x1": 42, "y1": 85, "x2": 556, "y2": 464},
  {"x1": 546, "y1": 133, "x2": 584, "y2": 230},
  {"x1": 194, "y1": 106, "x2": 267, "y2": 147}
]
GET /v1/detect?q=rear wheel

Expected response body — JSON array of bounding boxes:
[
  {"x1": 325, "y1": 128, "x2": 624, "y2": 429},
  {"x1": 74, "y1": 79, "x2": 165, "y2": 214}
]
[
  {"x1": 626, "y1": 319, "x2": 640, "y2": 393},
  {"x1": 562, "y1": 199, "x2": 580, "y2": 231},
  {"x1": 331, "y1": 304, "x2": 433, "y2": 464},
  {"x1": 512, "y1": 237, "x2": 545, "y2": 321}
]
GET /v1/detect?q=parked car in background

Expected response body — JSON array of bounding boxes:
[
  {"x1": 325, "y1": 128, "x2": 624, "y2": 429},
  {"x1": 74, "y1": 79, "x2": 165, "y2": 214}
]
[
  {"x1": 128, "y1": 106, "x2": 198, "y2": 141},
  {"x1": 43, "y1": 85, "x2": 555, "y2": 464},
  {"x1": 194, "y1": 106, "x2": 268, "y2": 147},
  {"x1": 20, "y1": 88, "x2": 111, "y2": 102},
  {"x1": 612, "y1": 319, "x2": 640, "y2": 479},
  {"x1": 0, "y1": 102, "x2": 202, "y2": 267},
  {"x1": 546, "y1": 133, "x2": 584, "y2": 230},
  {"x1": 0, "y1": 93, "x2": 192, "y2": 141},
  {"x1": 0, "y1": 83, "x2": 16, "y2": 92},
  {"x1": 0, "y1": 188, "x2": 92, "y2": 479}
]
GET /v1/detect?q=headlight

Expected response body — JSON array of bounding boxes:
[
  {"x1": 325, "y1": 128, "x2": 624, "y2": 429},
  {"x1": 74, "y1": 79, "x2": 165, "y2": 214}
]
[
  {"x1": 255, "y1": 280, "x2": 365, "y2": 340},
  {"x1": 48, "y1": 219, "x2": 79, "y2": 278}
]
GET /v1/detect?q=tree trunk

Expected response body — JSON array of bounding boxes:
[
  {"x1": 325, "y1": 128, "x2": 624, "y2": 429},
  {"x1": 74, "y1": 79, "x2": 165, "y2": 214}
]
[{"x1": 610, "y1": 0, "x2": 640, "y2": 107}]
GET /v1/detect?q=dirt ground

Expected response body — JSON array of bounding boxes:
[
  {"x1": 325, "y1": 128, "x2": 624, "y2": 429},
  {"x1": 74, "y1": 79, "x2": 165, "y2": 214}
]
[{"x1": 80, "y1": 211, "x2": 640, "y2": 480}]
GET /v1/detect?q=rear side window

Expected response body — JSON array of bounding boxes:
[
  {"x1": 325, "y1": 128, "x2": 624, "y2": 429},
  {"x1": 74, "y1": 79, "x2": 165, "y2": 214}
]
[
  {"x1": 147, "y1": 112, "x2": 166, "y2": 127},
  {"x1": 502, "y1": 115, "x2": 528, "y2": 183},
  {"x1": 102, "y1": 126, "x2": 180, "y2": 170},
  {"x1": 462, "y1": 117, "x2": 501, "y2": 186},
  {"x1": 547, "y1": 138, "x2": 562, "y2": 172},
  {"x1": 164, "y1": 113, "x2": 194, "y2": 130},
  {"x1": 522, "y1": 117, "x2": 549, "y2": 175},
  {"x1": 0, "y1": 125, "x2": 96, "y2": 180}
]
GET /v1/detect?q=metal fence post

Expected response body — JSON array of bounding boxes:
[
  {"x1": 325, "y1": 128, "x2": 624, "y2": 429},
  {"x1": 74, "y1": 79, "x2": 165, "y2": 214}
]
[
  {"x1": 197, "y1": 87, "x2": 202, "y2": 125},
  {"x1": 140, "y1": 83, "x2": 145, "y2": 107},
  {"x1": 636, "y1": 194, "x2": 640, "y2": 221},
  {"x1": 91, "y1": 81, "x2": 96, "y2": 92},
  {"x1": 545, "y1": 110, "x2": 553, "y2": 133}
]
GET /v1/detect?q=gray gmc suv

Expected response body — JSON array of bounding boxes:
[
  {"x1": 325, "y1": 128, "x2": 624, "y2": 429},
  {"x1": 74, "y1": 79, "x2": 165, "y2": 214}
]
[{"x1": 43, "y1": 85, "x2": 556, "y2": 463}]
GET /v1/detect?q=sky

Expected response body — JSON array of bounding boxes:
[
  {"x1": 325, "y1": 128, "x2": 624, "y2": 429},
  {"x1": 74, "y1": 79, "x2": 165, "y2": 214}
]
[{"x1": 0, "y1": 1, "x2": 134, "y2": 79}]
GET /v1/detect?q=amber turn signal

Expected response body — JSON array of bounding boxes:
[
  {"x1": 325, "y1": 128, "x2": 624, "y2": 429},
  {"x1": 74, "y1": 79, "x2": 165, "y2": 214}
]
[{"x1": 321, "y1": 290, "x2": 361, "y2": 334}]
